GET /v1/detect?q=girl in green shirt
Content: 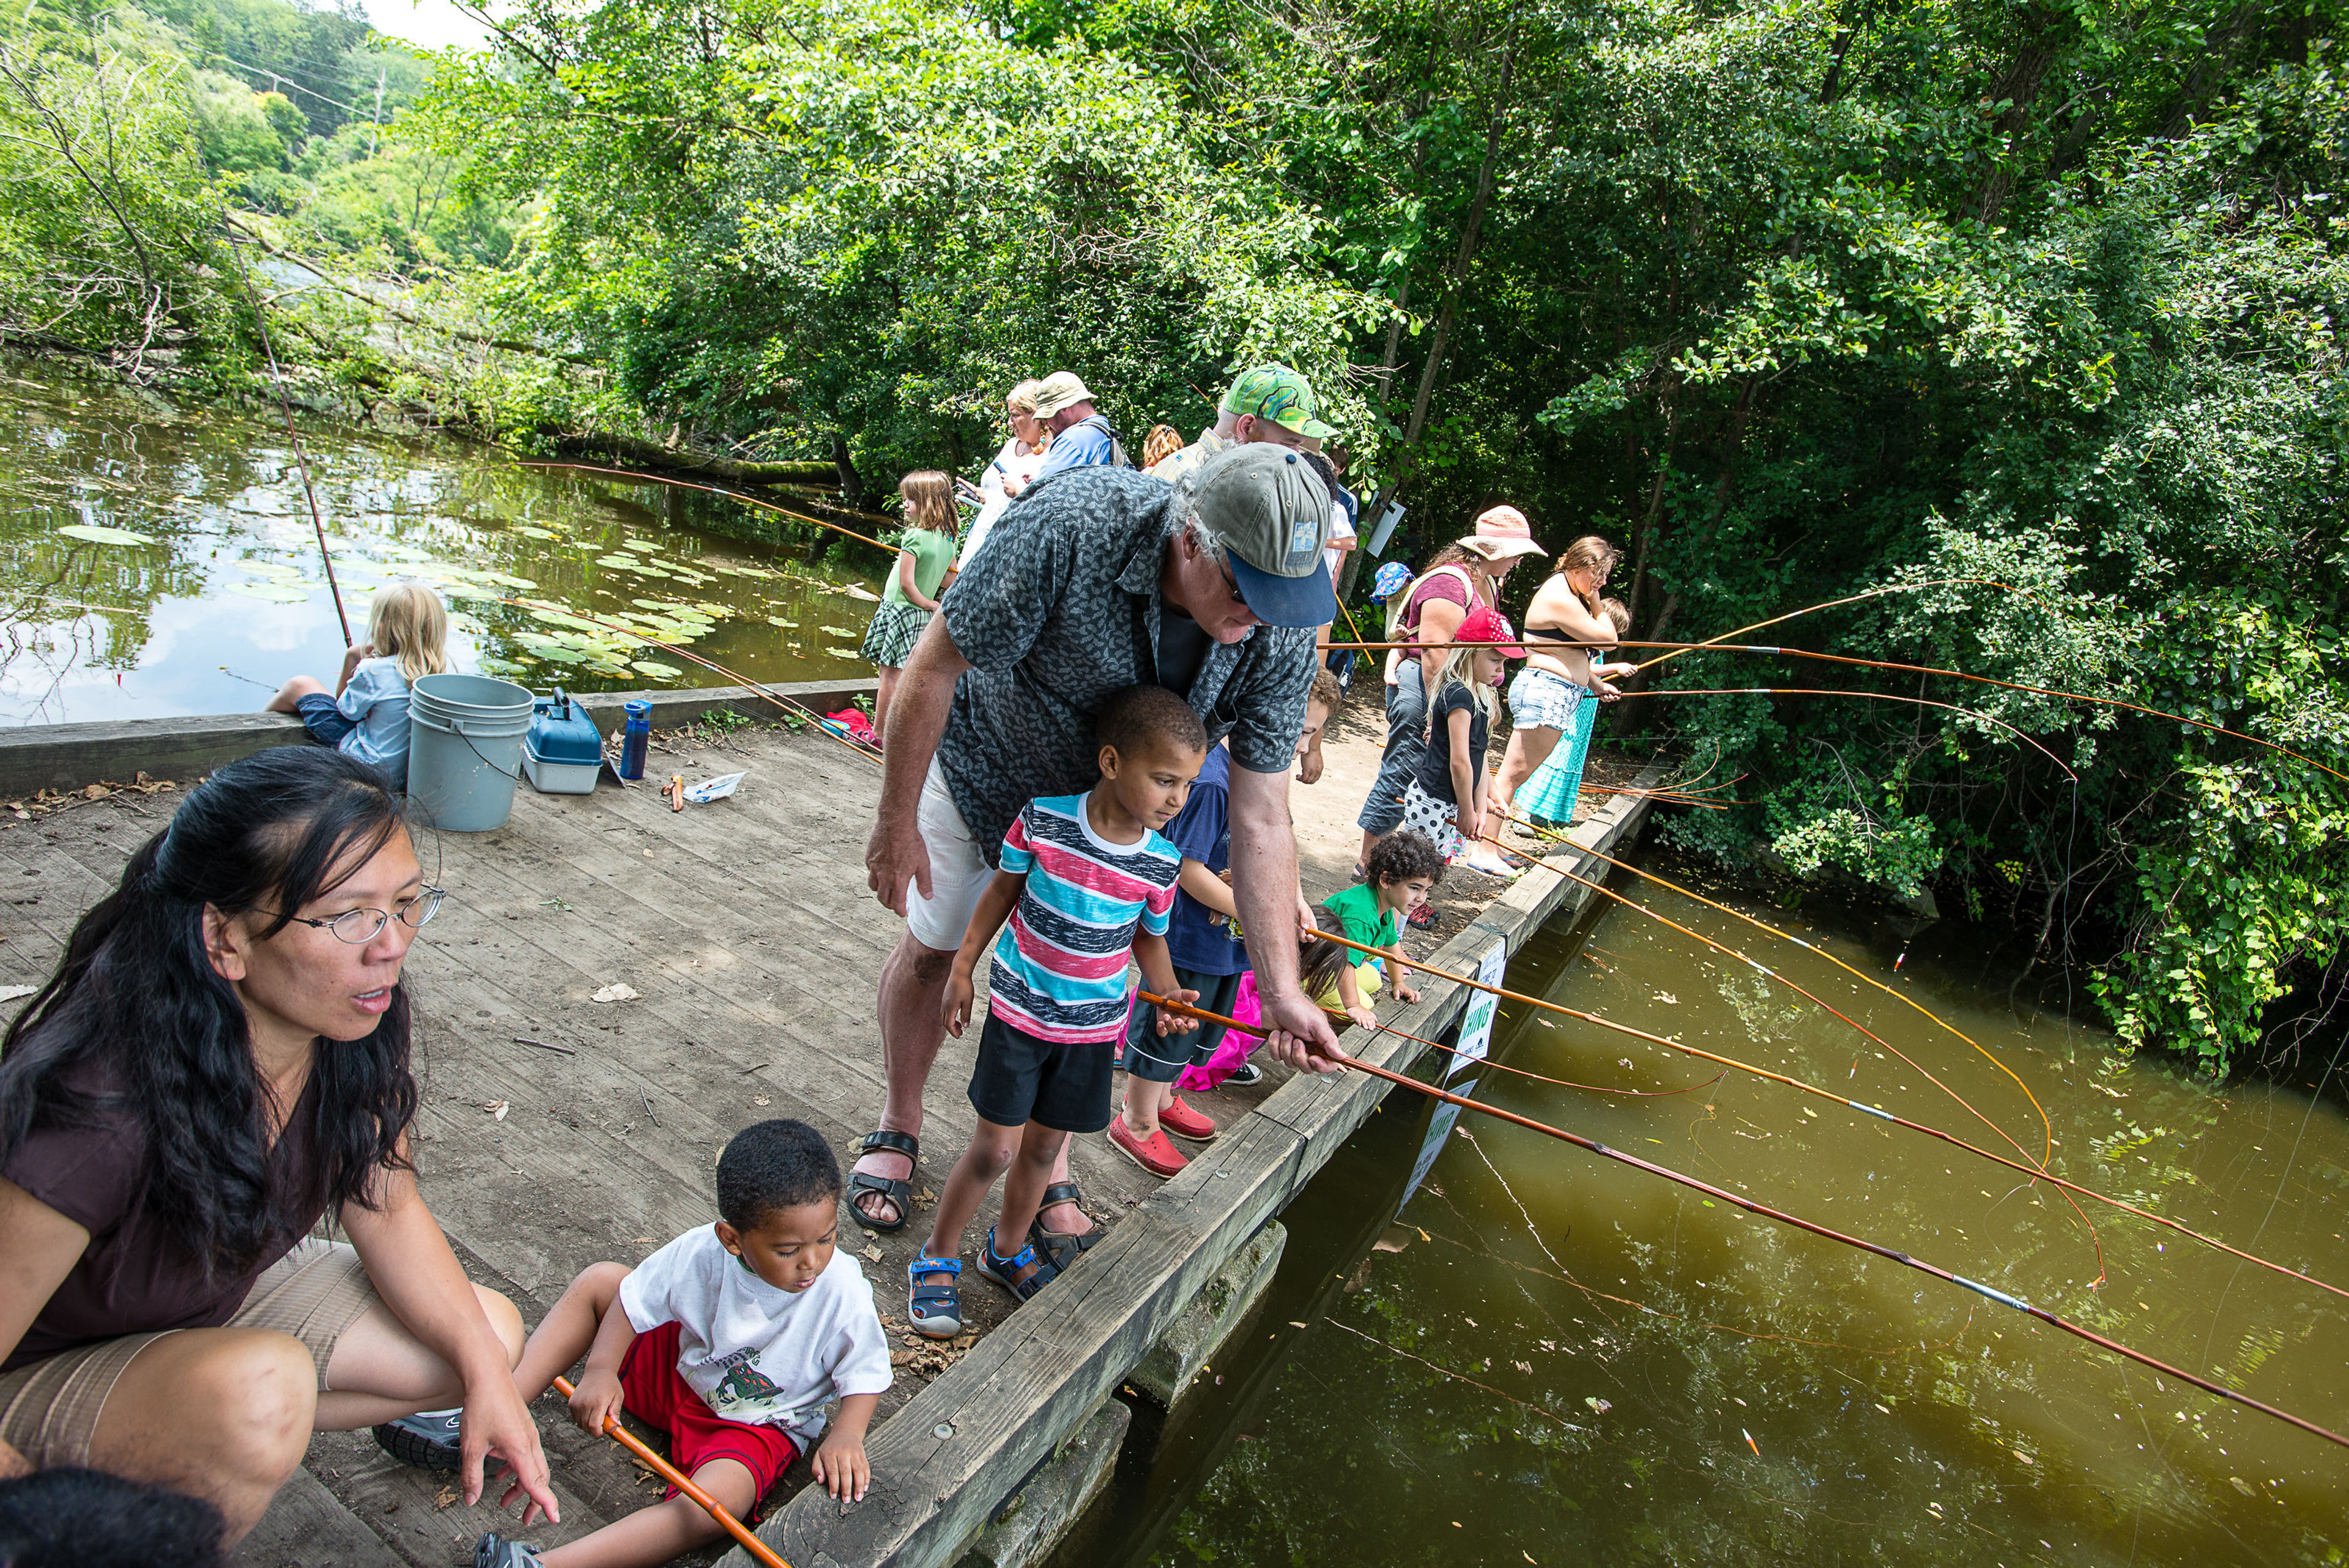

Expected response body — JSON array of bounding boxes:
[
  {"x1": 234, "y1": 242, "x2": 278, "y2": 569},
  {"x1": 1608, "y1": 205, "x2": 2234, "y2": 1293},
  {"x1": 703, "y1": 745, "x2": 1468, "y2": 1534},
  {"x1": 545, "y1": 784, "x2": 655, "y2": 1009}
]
[
  {"x1": 1305, "y1": 830, "x2": 1445, "y2": 1027},
  {"x1": 861, "y1": 470, "x2": 960, "y2": 734}
]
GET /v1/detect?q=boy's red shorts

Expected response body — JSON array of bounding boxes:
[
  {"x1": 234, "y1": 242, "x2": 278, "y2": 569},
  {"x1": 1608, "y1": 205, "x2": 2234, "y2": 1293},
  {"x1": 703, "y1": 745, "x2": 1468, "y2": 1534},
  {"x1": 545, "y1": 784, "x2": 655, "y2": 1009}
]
[{"x1": 618, "y1": 1321, "x2": 801, "y2": 1518}]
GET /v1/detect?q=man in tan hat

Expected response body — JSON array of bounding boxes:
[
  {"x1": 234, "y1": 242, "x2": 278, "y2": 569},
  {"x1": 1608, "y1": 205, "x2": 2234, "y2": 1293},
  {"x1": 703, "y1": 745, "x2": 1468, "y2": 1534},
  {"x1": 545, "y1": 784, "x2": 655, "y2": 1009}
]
[
  {"x1": 845, "y1": 446, "x2": 1349, "y2": 1260},
  {"x1": 1030, "y1": 372, "x2": 1128, "y2": 474}
]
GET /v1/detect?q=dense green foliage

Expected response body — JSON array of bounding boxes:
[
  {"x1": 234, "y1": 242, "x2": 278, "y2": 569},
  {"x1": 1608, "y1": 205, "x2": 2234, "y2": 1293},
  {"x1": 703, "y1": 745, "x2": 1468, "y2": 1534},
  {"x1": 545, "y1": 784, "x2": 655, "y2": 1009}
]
[{"x1": 4, "y1": 0, "x2": 2343, "y2": 1071}]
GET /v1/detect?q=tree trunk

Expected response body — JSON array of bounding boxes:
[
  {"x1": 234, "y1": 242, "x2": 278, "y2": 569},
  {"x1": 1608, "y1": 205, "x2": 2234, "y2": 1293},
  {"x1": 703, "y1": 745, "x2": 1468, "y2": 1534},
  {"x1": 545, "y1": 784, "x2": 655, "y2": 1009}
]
[
  {"x1": 1386, "y1": 6, "x2": 1523, "y2": 493},
  {"x1": 831, "y1": 432, "x2": 866, "y2": 511},
  {"x1": 1973, "y1": 32, "x2": 2057, "y2": 225}
]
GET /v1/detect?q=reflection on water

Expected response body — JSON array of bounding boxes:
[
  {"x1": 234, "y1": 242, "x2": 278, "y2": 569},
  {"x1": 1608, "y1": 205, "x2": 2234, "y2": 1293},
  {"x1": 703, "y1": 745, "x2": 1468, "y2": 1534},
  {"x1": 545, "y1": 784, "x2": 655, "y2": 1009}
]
[
  {"x1": 0, "y1": 366, "x2": 893, "y2": 728},
  {"x1": 1069, "y1": 852, "x2": 2349, "y2": 1567}
]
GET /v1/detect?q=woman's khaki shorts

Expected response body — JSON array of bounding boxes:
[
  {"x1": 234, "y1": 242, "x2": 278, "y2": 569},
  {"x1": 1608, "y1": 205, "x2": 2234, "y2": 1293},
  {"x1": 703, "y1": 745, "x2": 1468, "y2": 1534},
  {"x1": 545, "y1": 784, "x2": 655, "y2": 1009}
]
[{"x1": 0, "y1": 1237, "x2": 379, "y2": 1469}]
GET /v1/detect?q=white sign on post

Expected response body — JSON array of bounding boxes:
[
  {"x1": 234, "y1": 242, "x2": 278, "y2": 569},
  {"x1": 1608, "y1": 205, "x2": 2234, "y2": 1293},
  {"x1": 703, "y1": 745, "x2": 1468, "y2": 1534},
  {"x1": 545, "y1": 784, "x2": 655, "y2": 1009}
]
[{"x1": 1400, "y1": 939, "x2": 1508, "y2": 1208}]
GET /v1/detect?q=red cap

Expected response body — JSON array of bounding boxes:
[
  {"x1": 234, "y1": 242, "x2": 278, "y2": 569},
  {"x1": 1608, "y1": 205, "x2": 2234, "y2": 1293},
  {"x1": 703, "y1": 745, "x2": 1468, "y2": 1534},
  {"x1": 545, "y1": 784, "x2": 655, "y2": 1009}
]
[{"x1": 1454, "y1": 605, "x2": 1526, "y2": 658}]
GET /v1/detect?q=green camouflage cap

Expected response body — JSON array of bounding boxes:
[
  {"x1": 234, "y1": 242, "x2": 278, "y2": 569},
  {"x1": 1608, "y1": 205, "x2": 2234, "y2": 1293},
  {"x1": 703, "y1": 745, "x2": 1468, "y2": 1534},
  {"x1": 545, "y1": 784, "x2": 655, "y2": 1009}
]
[{"x1": 1217, "y1": 364, "x2": 1339, "y2": 441}]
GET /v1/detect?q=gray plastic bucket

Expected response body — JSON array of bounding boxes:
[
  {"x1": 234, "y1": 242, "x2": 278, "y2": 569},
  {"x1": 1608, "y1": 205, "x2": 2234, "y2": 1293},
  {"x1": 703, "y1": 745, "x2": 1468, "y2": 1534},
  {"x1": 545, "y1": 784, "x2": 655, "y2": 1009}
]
[{"x1": 406, "y1": 673, "x2": 533, "y2": 832}]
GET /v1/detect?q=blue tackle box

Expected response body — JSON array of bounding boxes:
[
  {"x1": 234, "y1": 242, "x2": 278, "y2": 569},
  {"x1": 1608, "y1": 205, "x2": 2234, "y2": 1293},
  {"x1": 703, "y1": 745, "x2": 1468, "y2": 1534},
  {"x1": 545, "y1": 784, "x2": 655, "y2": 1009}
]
[{"x1": 524, "y1": 690, "x2": 604, "y2": 794}]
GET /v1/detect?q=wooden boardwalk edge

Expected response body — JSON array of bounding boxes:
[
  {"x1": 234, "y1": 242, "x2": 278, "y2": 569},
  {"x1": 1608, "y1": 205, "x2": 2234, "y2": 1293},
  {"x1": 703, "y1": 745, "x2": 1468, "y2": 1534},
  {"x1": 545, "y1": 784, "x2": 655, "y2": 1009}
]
[
  {"x1": 735, "y1": 760, "x2": 1667, "y2": 1568},
  {"x1": 0, "y1": 679, "x2": 881, "y2": 799}
]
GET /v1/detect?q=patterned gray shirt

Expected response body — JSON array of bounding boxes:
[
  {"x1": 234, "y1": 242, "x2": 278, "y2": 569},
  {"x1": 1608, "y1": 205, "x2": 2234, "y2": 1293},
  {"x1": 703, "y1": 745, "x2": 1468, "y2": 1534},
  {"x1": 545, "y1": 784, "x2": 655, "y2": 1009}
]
[{"x1": 937, "y1": 465, "x2": 1318, "y2": 865}]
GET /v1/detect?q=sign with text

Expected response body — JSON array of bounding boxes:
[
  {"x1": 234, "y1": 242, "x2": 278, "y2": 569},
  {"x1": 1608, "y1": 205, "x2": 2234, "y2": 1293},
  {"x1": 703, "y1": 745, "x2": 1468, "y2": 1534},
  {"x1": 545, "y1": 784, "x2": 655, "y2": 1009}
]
[{"x1": 1400, "y1": 939, "x2": 1508, "y2": 1208}]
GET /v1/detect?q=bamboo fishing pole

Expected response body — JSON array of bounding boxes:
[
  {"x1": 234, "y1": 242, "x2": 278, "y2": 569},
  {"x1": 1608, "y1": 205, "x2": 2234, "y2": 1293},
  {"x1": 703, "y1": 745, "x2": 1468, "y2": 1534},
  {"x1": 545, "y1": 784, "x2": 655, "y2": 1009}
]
[
  {"x1": 549, "y1": 1375, "x2": 792, "y2": 1568},
  {"x1": 519, "y1": 461, "x2": 895, "y2": 555},
  {"x1": 1325, "y1": 635, "x2": 2346, "y2": 785},
  {"x1": 1135, "y1": 991, "x2": 2349, "y2": 1454},
  {"x1": 1489, "y1": 810, "x2": 2349, "y2": 1305},
  {"x1": 226, "y1": 241, "x2": 352, "y2": 644},
  {"x1": 1472, "y1": 815, "x2": 2061, "y2": 1164},
  {"x1": 1290, "y1": 920, "x2": 2107, "y2": 1258}
]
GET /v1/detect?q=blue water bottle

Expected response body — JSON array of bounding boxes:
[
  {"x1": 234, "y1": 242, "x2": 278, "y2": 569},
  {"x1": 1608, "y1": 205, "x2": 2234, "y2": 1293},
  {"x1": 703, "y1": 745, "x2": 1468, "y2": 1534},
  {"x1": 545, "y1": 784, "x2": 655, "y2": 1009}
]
[{"x1": 618, "y1": 699, "x2": 651, "y2": 781}]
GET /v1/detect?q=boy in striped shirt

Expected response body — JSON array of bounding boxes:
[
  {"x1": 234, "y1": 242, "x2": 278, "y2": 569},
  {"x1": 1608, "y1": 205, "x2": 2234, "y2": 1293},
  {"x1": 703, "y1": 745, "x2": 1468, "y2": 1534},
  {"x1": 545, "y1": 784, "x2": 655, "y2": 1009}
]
[{"x1": 911, "y1": 687, "x2": 1205, "y2": 1333}]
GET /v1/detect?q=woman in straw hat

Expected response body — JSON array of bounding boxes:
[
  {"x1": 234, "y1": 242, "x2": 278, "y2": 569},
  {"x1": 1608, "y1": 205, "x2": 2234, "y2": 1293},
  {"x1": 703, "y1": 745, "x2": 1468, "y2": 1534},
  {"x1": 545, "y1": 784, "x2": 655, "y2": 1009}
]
[
  {"x1": 1485, "y1": 533, "x2": 1622, "y2": 829},
  {"x1": 1353, "y1": 505, "x2": 1546, "y2": 881}
]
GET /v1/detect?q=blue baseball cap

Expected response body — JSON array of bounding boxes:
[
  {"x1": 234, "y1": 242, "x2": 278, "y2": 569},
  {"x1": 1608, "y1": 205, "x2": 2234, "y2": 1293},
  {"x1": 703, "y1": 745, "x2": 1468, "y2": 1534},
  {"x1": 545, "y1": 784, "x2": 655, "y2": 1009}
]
[{"x1": 1183, "y1": 445, "x2": 1335, "y2": 629}]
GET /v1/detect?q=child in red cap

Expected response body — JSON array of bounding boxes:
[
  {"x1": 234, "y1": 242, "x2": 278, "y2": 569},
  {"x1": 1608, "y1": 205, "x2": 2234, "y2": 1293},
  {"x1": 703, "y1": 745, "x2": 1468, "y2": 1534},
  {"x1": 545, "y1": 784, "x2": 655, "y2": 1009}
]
[{"x1": 1395, "y1": 605, "x2": 1523, "y2": 874}]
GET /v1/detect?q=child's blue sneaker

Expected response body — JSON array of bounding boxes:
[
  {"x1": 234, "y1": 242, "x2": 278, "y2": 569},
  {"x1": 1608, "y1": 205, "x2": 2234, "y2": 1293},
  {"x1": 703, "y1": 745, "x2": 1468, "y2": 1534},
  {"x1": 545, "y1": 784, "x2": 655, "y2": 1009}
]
[{"x1": 909, "y1": 1252, "x2": 963, "y2": 1339}]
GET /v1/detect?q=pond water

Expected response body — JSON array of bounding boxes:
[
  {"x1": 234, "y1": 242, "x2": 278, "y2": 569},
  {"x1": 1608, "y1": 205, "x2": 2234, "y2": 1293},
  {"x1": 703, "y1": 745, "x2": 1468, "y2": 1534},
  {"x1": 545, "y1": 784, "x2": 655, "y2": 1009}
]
[
  {"x1": 0, "y1": 364, "x2": 896, "y2": 728},
  {"x1": 1052, "y1": 849, "x2": 2349, "y2": 1567}
]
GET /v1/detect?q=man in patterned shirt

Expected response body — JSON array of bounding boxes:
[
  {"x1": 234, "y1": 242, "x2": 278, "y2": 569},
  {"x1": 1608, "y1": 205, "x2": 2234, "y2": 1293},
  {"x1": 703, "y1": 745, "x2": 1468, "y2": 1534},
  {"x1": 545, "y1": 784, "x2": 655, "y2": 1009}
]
[{"x1": 848, "y1": 445, "x2": 1349, "y2": 1252}]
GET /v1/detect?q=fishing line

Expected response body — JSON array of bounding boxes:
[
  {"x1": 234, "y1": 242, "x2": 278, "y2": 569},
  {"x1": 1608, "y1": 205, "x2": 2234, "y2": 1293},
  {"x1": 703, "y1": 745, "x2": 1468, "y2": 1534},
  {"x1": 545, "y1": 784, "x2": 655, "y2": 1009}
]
[
  {"x1": 1485, "y1": 816, "x2": 2349, "y2": 1305},
  {"x1": 518, "y1": 461, "x2": 894, "y2": 555},
  {"x1": 549, "y1": 1375, "x2": 791, "y2": 1568},
  {"x1": 1324, "y1": 1001, "x2": 1722, "y2": 1099},
  {"x1": 1136, "y1": 992, "x2": 2349, "y2": 1454},
  {"x1": 1462, "y1": 821, "x2": 2100, "y2": 1273},
  {"x1": 1483, "y1": 813, "x2": 2059, "y2": 1164},
  {"x1": 224, "y1": 237, "x2": 352, "y2": 645}
]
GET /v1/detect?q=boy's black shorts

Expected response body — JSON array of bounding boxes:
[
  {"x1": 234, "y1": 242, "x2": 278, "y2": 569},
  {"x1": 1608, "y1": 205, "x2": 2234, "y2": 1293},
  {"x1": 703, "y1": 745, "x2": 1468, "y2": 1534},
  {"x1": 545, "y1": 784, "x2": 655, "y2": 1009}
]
[{"x1": 968, "y1": 1011, "x2": 1116, "y2": 1133}]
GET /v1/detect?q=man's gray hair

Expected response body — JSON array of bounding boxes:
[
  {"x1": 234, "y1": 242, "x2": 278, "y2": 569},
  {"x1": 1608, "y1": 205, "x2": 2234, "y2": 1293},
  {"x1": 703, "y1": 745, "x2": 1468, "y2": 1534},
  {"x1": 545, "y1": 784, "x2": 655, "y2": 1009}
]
[{"x1": 1171, "y1": 472, "x2": 1229, "y2": 564}]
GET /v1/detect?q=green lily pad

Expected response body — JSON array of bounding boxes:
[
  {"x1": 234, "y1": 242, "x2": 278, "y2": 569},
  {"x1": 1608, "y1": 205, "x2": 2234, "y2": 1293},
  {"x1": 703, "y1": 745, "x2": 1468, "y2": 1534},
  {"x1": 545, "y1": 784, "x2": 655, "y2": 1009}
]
[
  {"x1": 767, "y1": 617, "x2": 800, "y2": 629},
  {"x1": 475, "y1": 657, "x2": 528, "y2": 676},
  {"x1": 514, "y1": 526, "x2": 560, "y2": 540},
  {"x1": 58, "y1": 523, "x2": 156, "y2": 545},
  {"x1": 631, "y1": 660, "x2": 684, "y2": 678},
  {"x1": 819, "y1": 625, "x2": 859, "y2": 637},
  {"x1": 437, "y1": 583, "x2": 505, "y2": 601},
  {"x1": 473, "y1": 571, "x2": 538, "y2": 589},
  {"x1": 240, "y1": 560, "x2": 306, "y2": 579},
  {"x1": 226, "y1": 582, "x2": 311, "y2": 603},
  {"x1": 826, "y1": 645, "x2": 863, "y2": 659}
]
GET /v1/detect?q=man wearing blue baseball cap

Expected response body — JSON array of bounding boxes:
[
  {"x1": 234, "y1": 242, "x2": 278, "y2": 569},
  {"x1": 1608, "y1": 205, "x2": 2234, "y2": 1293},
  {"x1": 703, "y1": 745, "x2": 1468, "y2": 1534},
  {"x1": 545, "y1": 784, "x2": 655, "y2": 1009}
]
[{"x1": 843, "y1": 446, "x2": 1346, "y2": 1254}]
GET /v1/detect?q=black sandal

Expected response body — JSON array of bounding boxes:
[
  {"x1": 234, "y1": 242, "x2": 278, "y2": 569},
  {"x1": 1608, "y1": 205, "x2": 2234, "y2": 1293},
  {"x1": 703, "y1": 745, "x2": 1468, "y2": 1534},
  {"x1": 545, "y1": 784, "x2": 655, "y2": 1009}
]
[
  {"x1": 847, "y1": 1128, "x2": 919, "y2": 1233},
  {"x1": 1027, "y1": 1181, "x2": 1103, "y2": 1274}
]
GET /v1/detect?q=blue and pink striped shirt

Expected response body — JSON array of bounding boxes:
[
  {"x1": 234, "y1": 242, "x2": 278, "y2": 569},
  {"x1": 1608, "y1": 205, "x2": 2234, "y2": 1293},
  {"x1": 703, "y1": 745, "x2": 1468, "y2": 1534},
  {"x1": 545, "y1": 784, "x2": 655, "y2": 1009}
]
[{"x1": 987, "y1": 793, "x2": 1182, "y2": 1045}]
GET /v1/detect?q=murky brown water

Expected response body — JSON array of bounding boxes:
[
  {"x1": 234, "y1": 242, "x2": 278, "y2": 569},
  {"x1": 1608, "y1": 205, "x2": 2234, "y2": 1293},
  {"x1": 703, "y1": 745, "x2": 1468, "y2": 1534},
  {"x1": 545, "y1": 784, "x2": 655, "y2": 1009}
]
[
  {"x1": 1055, "y1": 849, "x2": 2349, "y2": 1567},
  {"x1": 0, "y1": 364, "x2": 894, "y2": 728}
]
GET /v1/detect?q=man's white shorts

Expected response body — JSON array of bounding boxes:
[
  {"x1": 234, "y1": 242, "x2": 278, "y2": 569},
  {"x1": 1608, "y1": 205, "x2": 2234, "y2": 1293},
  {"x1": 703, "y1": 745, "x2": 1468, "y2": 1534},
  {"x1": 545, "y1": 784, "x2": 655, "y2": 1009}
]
[{"x1": 904, "y1": 756, "x2": 996, "y2": 953}]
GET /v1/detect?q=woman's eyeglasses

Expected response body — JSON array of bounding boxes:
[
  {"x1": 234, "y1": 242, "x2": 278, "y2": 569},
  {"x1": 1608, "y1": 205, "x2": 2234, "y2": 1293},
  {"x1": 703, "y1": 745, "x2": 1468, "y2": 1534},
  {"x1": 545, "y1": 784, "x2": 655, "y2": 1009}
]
[{"x1": 265, "y1": 887, "x2": 447, "y2": 944}]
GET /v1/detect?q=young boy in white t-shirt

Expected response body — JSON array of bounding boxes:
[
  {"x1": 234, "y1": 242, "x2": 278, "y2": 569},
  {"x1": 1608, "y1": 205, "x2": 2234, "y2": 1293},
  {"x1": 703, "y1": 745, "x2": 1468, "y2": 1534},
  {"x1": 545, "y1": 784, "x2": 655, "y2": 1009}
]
[{"x1": 467, "y1": 1120, "x2": 892, "y2": 1568}]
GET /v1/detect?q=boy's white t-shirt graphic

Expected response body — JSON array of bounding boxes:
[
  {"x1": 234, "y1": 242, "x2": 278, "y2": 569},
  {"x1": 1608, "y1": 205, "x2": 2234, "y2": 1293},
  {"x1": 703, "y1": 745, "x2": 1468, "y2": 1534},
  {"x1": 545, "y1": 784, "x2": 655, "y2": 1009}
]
[{"x1": 618, "y1": 1226, "x2": 892, "y2": 1446}]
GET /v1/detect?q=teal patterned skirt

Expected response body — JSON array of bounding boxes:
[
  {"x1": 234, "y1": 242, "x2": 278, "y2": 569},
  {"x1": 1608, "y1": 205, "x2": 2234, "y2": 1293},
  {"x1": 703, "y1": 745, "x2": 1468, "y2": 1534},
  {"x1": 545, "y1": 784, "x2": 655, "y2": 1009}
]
[
  {"x1": 859, "y1": 601, "x2": 930, "y2": 669},
  {"x1": 1519, "y1": 690, "x2": 1598, "y2": 827}
]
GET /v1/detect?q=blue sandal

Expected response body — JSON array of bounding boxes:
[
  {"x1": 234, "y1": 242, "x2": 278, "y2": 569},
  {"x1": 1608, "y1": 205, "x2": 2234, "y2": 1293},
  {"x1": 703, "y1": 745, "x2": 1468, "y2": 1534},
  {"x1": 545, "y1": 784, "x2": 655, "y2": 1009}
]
[
  {"x1": 908, "y1": 1253, "x2": 963, "y2": 1339},
  {"x1": 978, "y1": 1226, "x2": 1059, "y2": 1302}
]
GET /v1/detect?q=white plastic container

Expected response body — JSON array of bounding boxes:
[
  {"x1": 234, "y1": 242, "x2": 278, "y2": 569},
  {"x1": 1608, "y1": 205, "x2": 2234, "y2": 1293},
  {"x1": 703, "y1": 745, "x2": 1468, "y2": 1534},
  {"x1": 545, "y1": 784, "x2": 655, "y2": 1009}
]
[{"x1": 522, "y1": 738, "x2": 600, "y2": 795}]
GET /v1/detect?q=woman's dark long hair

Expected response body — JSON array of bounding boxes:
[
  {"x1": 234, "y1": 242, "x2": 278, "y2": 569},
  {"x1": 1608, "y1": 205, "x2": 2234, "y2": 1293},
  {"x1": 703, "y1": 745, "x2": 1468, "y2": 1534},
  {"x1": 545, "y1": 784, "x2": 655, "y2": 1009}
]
[{"x1": 0, "y1": 747, "x2": 419, "y2": 1277}]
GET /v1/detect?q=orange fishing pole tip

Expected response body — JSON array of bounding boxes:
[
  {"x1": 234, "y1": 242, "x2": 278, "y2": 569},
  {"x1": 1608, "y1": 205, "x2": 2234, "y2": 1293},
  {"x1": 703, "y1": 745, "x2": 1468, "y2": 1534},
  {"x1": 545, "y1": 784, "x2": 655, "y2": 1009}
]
[{"x1": 1743, "y1": 1429, "x2": 1760, "y2": 1455}]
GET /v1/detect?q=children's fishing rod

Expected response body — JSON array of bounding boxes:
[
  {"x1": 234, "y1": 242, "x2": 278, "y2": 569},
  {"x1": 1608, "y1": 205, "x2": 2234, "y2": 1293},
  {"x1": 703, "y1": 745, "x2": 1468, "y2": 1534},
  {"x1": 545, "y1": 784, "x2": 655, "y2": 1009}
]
[
  {"x1": 1477, "y1": 816, "x2": 2058, "y2": 1163},
  {"x1": 1313, "y1": 1000, "x2": 1724, "y2": 1098},
  {"x1": 226, "y1": 239, "x2": 352, "y2": 644},
  {"x1": 1294, "y1": 919, "x2": 2112, "y2": 1279},
  {"x1": 518, "y1": 461, "x2": 894, "y2": 555},
  {"x1": 1490, "y1": 811, "x2": 2349, "y2": 1306},
  {"x1": 549, "y1": 1375, "x2": 791, "y2": 1568},
  {"x1": 1134, "y1": 991, "x2": 2349, "y2": 1455},
  {"x1": 1327, "y1": 635, "x2": 2343, "y2": 784}
]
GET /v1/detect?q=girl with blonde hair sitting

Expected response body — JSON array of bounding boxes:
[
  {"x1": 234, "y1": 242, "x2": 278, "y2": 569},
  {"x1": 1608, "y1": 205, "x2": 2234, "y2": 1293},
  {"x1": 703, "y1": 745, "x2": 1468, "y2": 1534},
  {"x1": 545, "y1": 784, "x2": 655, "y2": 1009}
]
[{"x1": 267, "y1": 581, "x2": 452, "y2": 785}]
